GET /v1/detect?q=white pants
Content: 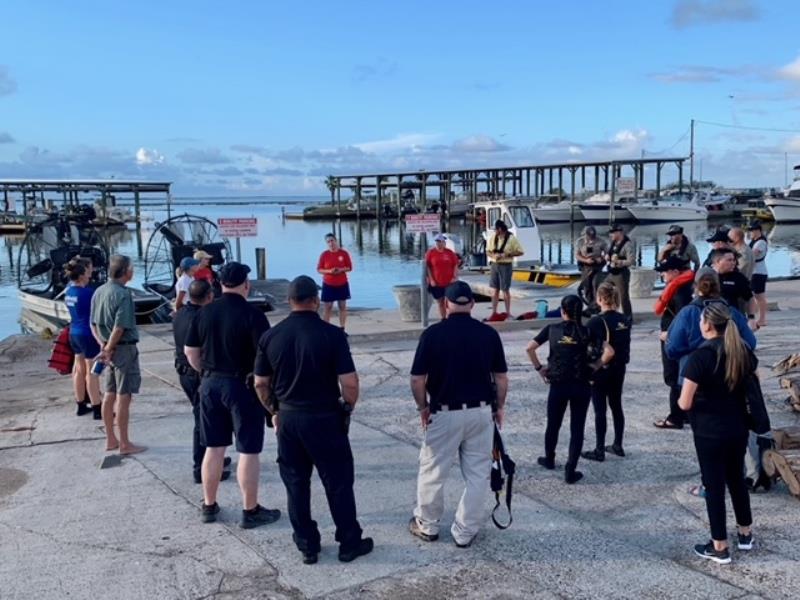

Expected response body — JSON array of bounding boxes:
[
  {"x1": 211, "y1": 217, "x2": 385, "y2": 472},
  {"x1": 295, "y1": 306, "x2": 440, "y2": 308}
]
[{"x1": 414, "y1": 405, "x2": 493, "y2": 544}]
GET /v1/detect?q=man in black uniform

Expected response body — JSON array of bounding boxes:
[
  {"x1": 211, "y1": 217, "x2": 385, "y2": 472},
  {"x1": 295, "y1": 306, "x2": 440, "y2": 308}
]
[
  {"x1": 254, "y1": 275, "x2": 372, "y2": 565},
  {"x1": 172, "y1": 280, "x2": 231, "y2": 484},
  {"x1": 184, "y1": 262, "x2": 280, "y2": 528},
  {"x1": 711, "y1": 248, "x2": 753, "y2": 317},
  {"x1": 702, "y1": 228, "x2": 732, "y2": 267}
]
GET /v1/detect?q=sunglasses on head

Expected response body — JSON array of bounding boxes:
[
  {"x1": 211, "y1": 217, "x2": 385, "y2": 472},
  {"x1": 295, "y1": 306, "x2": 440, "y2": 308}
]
[{"x1": 701, "y1": 298, "x2": 726, "y2": 307}]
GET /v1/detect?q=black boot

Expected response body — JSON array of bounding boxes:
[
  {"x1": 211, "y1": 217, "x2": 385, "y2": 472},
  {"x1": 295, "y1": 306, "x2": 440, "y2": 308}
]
[
  {"x1": 76, "y1": 401, "x2": 93, "y2": 416},
  {"x1": 92, "y1": 404, "x2": 102, "y2": 420}
]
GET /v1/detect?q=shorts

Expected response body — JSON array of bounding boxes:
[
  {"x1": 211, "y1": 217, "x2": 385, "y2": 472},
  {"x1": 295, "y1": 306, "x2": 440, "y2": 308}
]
[
  {"x1": 69, "y1": 333, "x2": 100, "y2": 359},
  {"x1": 489, "y1": 263, "x2": 513, "y2": 292},
  {"x1": 321, "y1": 282, "x2": 351, "y2": 303},
  {"x1": 428, "y1": 285, "x2": 446, "y2": 300},
  {"x1": 199, "y1": 376, "x2": 265, "y2": 454},
  {"x1": 105, "y1": 344, "x2": 141, "y2": 395},
  {"x1": 751, "y1": 273, "x2": 767, "y2": 295}
]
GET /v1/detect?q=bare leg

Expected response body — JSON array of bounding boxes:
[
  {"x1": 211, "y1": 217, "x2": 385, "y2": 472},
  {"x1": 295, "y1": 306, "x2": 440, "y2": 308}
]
[
  {"x1": 102, "y1": 392, "x2": 119, "y2": 450},
  {"x1": 116, "y1": 393, "x2": 145, "y2": 455},
  {"x1": 503, "y1": 291, "x2": 512, "y2": 315},
  {"x1": 322, "y1": 301, "x2": 333, "y2": 323},
  {"x1": 755, "y1": 293, "x2": 767, "y2": 326},
  {"x1": 202, "y1": 446, "x2": 227, "y2": 505},
  {"x1": 238, "y1": 453, "x2": 261, "y2": 510},
  {"x1": 338, "y1": 300, "x2": 347, "y2": 329},
  {"x1": 85, "y1": 359, "x2": 101, "y2": 406},
  {"x1": 491, "y1": 288, "x2": 499, "y2": 314},
  {"x1": 73, "y1": 355, "x2": 87, "y2": 405},
  {"x1": 437, "y1": 298, "x2": 446, "y2": 319}
]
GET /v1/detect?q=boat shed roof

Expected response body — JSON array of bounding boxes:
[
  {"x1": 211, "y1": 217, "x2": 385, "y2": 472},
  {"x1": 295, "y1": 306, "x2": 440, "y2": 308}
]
[{"x1": 0, "y1": 179, "x2": 172, "y2": 193}]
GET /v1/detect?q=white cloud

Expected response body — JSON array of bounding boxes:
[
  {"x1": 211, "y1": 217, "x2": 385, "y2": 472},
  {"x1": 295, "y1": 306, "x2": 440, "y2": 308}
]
[
  {"x1": 611, "y1": 129, "x2": 648, "y2": 144},
  {"x1": 451, "y1": 135, "x2": 510, "y2": 153},
  {"x1": 354, "y1": 133, "x2": 440, "y2": 154},
  {"x1": 176, "y1": 147, "x2": 231, "y2": 164},
  {"x1": 135, "y1": 147, "x2": 164, "y2": 166},
  {"x1": 778, "y1": 55, "x2": 800, "y2": 82},
  {"x1": 786, "y1": 136, "x2": 800, "y2": 153}
]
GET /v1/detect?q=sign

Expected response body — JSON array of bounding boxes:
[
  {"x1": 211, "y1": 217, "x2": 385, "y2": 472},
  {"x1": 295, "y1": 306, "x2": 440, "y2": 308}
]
[
  {"x1": 615, "y1": 177, "x2": 636, "y2": 194},
  {"x1": 218, "y1": 217, "x2": 258, "y2": 237},
  {"x1": 404, "y1": 213, "x2": 440, "y2": 233}
]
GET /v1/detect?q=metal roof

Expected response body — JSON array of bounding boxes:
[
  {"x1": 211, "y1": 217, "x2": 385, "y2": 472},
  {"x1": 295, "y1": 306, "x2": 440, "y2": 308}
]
[{"x1": 0, "y1": 179, "x2": 172, "y2": 193}]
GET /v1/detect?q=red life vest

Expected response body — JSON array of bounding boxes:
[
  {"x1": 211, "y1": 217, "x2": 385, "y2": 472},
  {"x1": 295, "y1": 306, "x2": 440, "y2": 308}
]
[
  {"x1": 653, "y1": 270, "x2": 695, "y2": 316},
  {"x1": 48, "y1": 326, "x2": 75, "y2": 375}
]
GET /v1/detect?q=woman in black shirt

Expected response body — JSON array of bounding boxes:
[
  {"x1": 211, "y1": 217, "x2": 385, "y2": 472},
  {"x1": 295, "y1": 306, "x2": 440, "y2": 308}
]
[
  {"x1": 678, "y1": 300, "x2": 755, "y2": 565},
  {"x1": 526, "y1": 295, "x2": 614, "y2": 484}
]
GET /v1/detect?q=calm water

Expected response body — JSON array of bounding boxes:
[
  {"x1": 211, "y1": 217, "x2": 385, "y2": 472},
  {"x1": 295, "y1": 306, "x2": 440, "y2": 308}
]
[{"x1": 2, "y1": 197, "x2": 800, "y2": 340}]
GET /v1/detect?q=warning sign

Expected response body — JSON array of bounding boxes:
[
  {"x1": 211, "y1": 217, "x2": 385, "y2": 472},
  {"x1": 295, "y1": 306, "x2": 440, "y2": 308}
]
[
  {"x1": 615, "y1": 177, "x2": 636, "y2": 194},
  {"x1": 405, "y1": 214, "x2": 440, "y2": 233},
  {"x1": 218, "y1": 217, "x2": 258, "y2": 238}
]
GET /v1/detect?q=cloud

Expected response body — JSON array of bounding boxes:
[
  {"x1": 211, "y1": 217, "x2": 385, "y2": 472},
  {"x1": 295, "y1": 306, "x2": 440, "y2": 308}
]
[
  {"x1": 671, "y1": 0, "x2": 760, "y2": 29},
  {"x1": 135, "y1": 147, "x2": 165, "y2": 166},
  {"x1": 0, "y1": 132, "x2": 14, "y2": 144},
  {"x1": 352, "y1": 58, "x2": 398, "y2": 83},
  {"x1": 650, "y1": 64, "x2": 761, "y2": 84},
  {"x1": 787, "y1": 136, "x2": 800, "y2": 153},
  {"x1": 176, "y1": 147, "x2": 231, "y2": 164},
  {"x1": 353, "y1": 133, "x2": 440, "y2": 154},
  {"x1": 0, "y1": 65, "x2": 17, "y2": 96},
  {"x1": 777, "y1": 55, "x2": 800, "y2": 82},
  {"x1": 451, "y1": 135, "x2": 510, "y2": 153}
]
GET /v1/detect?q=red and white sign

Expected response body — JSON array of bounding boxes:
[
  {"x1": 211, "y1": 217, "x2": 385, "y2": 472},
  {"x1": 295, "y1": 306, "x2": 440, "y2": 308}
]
[
  {"x1": 615, "y1": 177, "x2": 636, "y2": 194},
  {"x1": 218, "y1": 217, "x2": 258, "y2": 237},
  {"x1": 405, "y1": 214, "x2": 440, "y2": 233}
]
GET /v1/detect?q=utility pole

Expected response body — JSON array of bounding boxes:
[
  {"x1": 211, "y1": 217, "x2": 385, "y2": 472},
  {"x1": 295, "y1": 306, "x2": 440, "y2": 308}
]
[
  {"x1": 689, "y1": 118, "x2": 695, "y2": 190},
  {"x1": 786, "y1": 152, "x2": 789, "y2": 188}
]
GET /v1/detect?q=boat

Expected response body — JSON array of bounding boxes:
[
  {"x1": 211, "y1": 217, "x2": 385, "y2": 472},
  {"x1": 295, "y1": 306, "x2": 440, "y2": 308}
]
[
  {"x1": 695, "y1": 190, "x2": 733, "y2": 219},
  {"x1": 765, "y1": 165, "x2": 800, "y2": 222},
  {"x1": 531, "y1": 194, "x2": 583, "y2": 223},
  {"x1": 627, "y1": 191, "x2": 708, "y2": 222},
  {"x1": 579, "y1": 192, "x2": 642, "y2": 223}
]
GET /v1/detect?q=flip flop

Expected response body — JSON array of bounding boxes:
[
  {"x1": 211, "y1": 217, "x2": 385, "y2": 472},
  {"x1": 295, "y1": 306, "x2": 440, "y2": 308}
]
[
  {"x1": 653, "y1": 419, "x2": 683, "y2": 430},
  {"x1": 688, "y1": 484, "x2": 706, "y2": 498}
]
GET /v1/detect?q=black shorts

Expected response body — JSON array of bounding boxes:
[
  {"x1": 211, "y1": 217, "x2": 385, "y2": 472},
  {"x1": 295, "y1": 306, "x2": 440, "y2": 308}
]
[
  {"x1": 428, "y1": 285, "x2": 446, "y2": 300},
  {"x1": 751, "y1": 273, "x2": 767, "y2": 295},
  {"x1": 321, "y1": 282, "x2": 351, "y2": 303},
  {"x1": 199, "y1": 376, "x2": 265, "y2": 453}
]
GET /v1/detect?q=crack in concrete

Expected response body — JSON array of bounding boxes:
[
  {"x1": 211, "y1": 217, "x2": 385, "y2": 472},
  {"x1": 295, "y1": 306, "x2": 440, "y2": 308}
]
[{"x1": 0, "y1": 435, "x2": 105, "y2": 452}]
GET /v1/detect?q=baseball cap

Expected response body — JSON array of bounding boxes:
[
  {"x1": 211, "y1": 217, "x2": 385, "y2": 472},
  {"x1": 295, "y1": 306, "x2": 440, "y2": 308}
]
[
  {"x1": 582, "y1": 225, "x2": 597, "y2": 236},
  {"x1": 434, "y1": 233, "x2": 447, "y2": 242},
  {"x1": 180, "y1": 257, "x2": 200, "y2": 271},
  {"x1": 193, "y1": 249, "x2": 212, "y2": 260},
  {"x1": 694, "y1": 266, "x2": 718, "y2": 286},
  {"x1": 655, "y1": 255, "x2": 690, "y2": 272},
  {"x1": 706, "y1": 228, "x2": 730, "y2": 243},
  {"x1": 747, "y1": 220, "x2": 763, "y2": 231},
  {"x1": 444, "y1": 281, "x2": 474, "y2": 305},
  {"x1": 608, "y1": 224, "x2": 624, "y2": 233},
  {"x1": 666, "y1": 225, "x2": 684, "y2": 236},
  {"x1": 494, "y1": 219, "x2": 508, "y2": 230},
  {"x1": 287, "y1": 275, "x2": 320, "y2": 302},
  {"x1": 219, "y1": 261, "x2": 251, "y2": 287}
]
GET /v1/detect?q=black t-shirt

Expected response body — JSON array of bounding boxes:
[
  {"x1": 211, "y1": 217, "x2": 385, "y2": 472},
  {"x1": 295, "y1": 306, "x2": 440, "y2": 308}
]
[
  {"x1": 533, "y1": 321, "x2": 601, "y2": 383},
  {"x1": 184, "y1": 293, "x2": 270, "y2": 374},
  {"x1": 683, "y1": 338, "x2": 755, "y2": 439},
  {"x1": 410, "y1": 313, "x2": 507, "y2": 409},
  {"x1": 587, "y1": 310, "x2": 631, "y2": 366},
  {"x1": 254, "y1": 311, "x2": 355, "y2": 412},
  {"x1": 718, "y1": 271, "x2": 753, "y2": 313},
  {"x1": 661, "y1": 278, "x2": 694, "y2": 331},
  {"x1": 172, "y1": 302, "x2": 202, "y2": 368}
]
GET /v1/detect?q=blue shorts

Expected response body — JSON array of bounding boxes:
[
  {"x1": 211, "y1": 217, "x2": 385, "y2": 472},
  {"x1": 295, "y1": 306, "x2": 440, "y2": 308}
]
[
  {"x1": 321, "y1": 282, "x2": 351, "y2": 303},
  {"x1": 69, "y1": 333, "x2": 100, "y2": 359},
  {"x1": 199, "y1": 376, "x2": 265, "y2": 454}
]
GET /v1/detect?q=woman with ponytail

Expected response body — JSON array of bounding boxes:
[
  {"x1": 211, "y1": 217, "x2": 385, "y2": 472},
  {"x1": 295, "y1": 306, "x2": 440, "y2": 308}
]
[
  {"x1": 526, "y1": 294, "x2": 614, "y2": 484},
  {"x1": 678, "y1": 301, "x2": 756, "y2": 565}
]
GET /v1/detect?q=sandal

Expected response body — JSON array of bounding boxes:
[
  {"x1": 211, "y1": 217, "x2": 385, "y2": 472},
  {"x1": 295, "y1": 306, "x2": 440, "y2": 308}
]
[
  {"x1": 653, "y1": 418, "x2": 683, "y2": 430},
  {"x1": 688, "y1": 484, "x2": 706, "y2": 498}
]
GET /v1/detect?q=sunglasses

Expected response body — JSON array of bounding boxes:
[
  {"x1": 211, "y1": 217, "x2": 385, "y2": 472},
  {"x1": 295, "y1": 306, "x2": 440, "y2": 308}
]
[{"x1": 701, "y1": 298, "x2": 727, "y2": 307}]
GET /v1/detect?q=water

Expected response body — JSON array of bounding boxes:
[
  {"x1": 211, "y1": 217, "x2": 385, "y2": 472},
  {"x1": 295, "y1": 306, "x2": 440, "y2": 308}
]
[{"x1": 2, "y1": 197, "x2": 800, "y2": 341}]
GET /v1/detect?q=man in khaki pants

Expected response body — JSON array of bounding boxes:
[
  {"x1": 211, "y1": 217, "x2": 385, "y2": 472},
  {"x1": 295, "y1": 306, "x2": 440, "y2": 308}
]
[{"x1": 408, "y1": 281, "x2": 509, "y2": 547}]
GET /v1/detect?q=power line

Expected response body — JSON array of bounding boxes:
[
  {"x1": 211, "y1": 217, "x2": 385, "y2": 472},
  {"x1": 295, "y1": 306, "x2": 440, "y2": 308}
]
[
  {"x1": 694, "y1": 119, "x2": 800, "y2": 134},
  {"x1": 645, "y1": 126, "x2": 691, "y2": 156}
]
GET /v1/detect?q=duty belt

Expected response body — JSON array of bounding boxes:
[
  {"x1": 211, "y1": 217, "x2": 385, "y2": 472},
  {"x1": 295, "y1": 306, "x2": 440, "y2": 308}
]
[{"x1": 431, "y1": 400, "x2": 490, "y2": 414}]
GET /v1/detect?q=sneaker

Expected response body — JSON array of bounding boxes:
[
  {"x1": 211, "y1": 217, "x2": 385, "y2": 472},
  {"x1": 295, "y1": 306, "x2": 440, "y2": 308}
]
[
  {"x1": 240, "y1": 504, "x2": 281, "y2": 529},
  {"x1": 565, "y1": 470, "x2": 584, "y2": 485},
  {"x1": 737, "y1": 532, "x2": 754, "y2": 551},
  {"x1": 76, "y1": 402, "x2": 93, "y2": 416},
  {"x1": 454, "y1": 535, "x2": 476, "y2": 548},
  {"x1": 302, "y1": 552, "x2": 319, "y2": 565},
  {"x1": 581, "y1": 449, "x2": 605, "y2": 462},
  {"x1": 537, "y1": 456, "x2": 555, "y2": 470},
  {"x1": 201, "y1": 502, "x2": 220, "y2": 523},
  {"x1": 694, "y1": 541, "x2": 731, "y2": 564},
  {"x1": 408, "y1": 516, "x2": 438, "y2": 542},
  {"x1": 605, "y1": 444, "x2": 625, "y2": 457},
  {"x1": 338, "y1": 537, "x2": 374, "y2": 562}
]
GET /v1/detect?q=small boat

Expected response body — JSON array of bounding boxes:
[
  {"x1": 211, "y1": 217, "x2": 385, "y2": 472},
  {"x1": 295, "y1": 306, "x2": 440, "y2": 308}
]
[
  {"x1": 531, "y1": 194, "x2": 583, "y2": 223},
  {"x1": 765, "y1": 165, "x2": 800, "y2": 222},
  {"x1": 695, "y1": 190, "x2": 733, "y2": 218},
  {"x1": 627, "y1": 192, "x2": 708, "y2": 222},
  {"x1": 579, "y1": 192, "x2": 641, "y2": 223}
]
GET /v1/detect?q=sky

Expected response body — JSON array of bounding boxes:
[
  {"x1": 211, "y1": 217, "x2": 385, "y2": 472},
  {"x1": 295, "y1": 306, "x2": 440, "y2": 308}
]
[{"x1": 1, "y1": 0, "x2": 799, "y2": 196}]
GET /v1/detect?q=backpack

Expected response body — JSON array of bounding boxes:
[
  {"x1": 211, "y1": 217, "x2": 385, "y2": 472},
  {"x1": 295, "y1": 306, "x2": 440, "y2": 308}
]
[{"x1": 48, "y1": 326, "x2": 75, "y2": 375}]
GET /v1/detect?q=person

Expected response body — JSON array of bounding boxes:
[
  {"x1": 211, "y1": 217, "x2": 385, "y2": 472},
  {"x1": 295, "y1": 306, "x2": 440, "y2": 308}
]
[
  {"x1": 425, "y1": 233, "x2": 460, "y2": 319},
  {"x1": 702, "y1": 228, "x2": 732, "y2": 267},
  {"x1": 172, "y1": 279, "x2": 231, "y2": 484},
  {"x1": 658, "y1": 224, "x2": 701, "y2": 271},
  {"x1": 581, "y1": 282, "x2": 631, "y2": 461},
  {"x1": 604, "y1": 224, "x2": 635, "y2": 317},
  {"x1": 710, "y1": 248, "x2": 753, "y2": 317},
  {"x1": 526, "y1": 295, "x2": 614, "y2": 484},
  {"x1": 175, "y1": 257, "x2": 200, "y2": 311},
  {"x1": 728, "y1": 228, "x2": 754, "y2": 279},
  {"x1": 408, "y1": 281, "x2": 508, "y2": 546},
  {"x1": 254, "y1": 275, "x2": 372, "y2": 565},
  {"x1": 652, "y1": 256, "x2": 695, "y2": 430},
  {"x1": 677, "y1": 301, "x2": 756, "y2": 564},
  {"x1": 317, "y1": 233, "x2": 353, "y2": 330},
  {"x1": 184, "y1": 262, "x2": 280, "y2": 528},
  {"x1": 748, "y1": 221, "x2": 769, "y2": 328},
  {"x1": 486, "y1": 220, "x2": 524, "y2": 317},
  {"x1": 193, "y1": 250, "x2": 216, "y2": 284},
  {"x1": 575, "y1": 225, "x2": 607, "y2": 308},
  {"x1": 90, "y1": 254, "x2": 146, "y2": 455},
  {"x1": 64, "y1": 256, "x2": 102, "y2": 419}
]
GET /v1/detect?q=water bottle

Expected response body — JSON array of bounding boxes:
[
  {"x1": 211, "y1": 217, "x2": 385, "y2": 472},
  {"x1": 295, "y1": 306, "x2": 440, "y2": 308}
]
[
  {"x1": 91, "y1": 359, "x2": 105, "y2": 375},
  {"x1": 536, "y1": 299, "x2": 549, "y2": 319}
]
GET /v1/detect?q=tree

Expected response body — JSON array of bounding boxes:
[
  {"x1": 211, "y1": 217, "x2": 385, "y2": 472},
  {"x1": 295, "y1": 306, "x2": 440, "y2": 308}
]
[{"x1": 324, "y1": 176, "x2": 338, "y2": 206}]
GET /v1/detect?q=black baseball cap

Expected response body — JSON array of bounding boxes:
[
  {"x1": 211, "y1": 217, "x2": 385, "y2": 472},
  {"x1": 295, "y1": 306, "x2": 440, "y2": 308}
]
[
  {"x1": 666, "y1": 225, "x2": 684, "y2": 236},
  {"x1": 444, "y1": 281, "x2": 474, "y2": 305},
  {"x1": 494, "y1": 219, "x2": 508, "y2": 231},
  {"x1": 747, "y1": 220, "x2": 763, "y2": 231},
  {"x1": 608, "y1": 224, "x2": 624, "y2": 233},
  {"x1": 219, "y1": 262, "x2": 251, "y2": 287},
  {"x1": 288, "y1": 275, "x2": 320, "y2": 302},
  {"x1": 706, "y1": 228, "x2": 730, "y2": 243},
  {"x1": 655, "y1": 255, "x2": 690, "y2": 272}
]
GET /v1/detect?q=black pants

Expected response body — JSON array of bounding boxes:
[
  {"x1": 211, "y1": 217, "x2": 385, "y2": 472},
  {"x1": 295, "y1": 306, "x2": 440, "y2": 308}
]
[
  {"x1": 277, "y1": 410, "x2": 362, "y2": 554},
  {"x1": 693, "y1": 434, "x2": 752, "y2": 541},
  {"x1": 591, "y1": 364, "x2": 626, "y2": 449},
  {"x1": 660, "y1": 341, "x2": 684, "y2": 426},
  {"x1": 578, "y1": 267, "x2": 602, "y2": 306},
  {"x1": 178, "y1": 371, "x2": 205, "y2": 476},
  {"x1": 544, "y1": 381, "x2": 591, "y2": 472},
  {"x1": 605, "y1": 269, "x2": 632, "y2": 316}
]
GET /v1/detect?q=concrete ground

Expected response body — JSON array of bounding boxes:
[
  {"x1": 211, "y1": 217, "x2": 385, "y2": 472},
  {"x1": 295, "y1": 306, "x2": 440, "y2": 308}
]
[{"x1": 1, "y1": 281, "x2": 800, "y2": 599}]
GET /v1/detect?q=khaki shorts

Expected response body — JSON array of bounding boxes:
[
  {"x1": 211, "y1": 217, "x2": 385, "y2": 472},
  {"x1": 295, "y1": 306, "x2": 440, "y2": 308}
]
[
  {"x1": 489, "y1": 263, "x2": 513, "y2": 292},
  {"x1": 106, "y1": 344, "x2": 141, "y2": 395}
]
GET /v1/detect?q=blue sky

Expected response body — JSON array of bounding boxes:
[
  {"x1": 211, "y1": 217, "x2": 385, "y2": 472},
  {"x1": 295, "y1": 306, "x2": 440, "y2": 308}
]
[{"x1": 1, "y1": 0, "x2": 799, "y2": 195}]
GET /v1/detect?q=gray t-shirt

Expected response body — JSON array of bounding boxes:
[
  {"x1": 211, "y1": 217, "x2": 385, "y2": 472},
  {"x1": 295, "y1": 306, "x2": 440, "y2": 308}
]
[
  {"x1": 90, "y1": 281, "x2": 139, "y2": 343},
  {"x1": 751, "y1": 238, "x2": 768, "y2": 276}
]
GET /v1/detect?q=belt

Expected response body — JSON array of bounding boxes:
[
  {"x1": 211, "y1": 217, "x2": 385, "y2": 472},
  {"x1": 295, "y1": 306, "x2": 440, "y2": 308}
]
[
  {"x1": 431, "y1": 400, "x2": 490, "y2": 414},
  {"x1": 203, "y1": 370, "x2": 248, "y2": 380}
]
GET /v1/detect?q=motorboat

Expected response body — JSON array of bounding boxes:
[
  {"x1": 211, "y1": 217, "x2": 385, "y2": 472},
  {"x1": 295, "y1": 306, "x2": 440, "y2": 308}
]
[
  {"x1": 695, "y1": 190, "x2": 733, "y2": 219},
  {"x1": 531, "y1": 194, "x2": 583, "y2": 223},
  {"x1": 579, "y1": 192, "x2": 641, "y2": 223},
  {"x1": 765, "y1": 165, "x2": 800, "y2": 222},
  {"x1": 627, "y1": 191, "x2": 708, "y2": 222}
]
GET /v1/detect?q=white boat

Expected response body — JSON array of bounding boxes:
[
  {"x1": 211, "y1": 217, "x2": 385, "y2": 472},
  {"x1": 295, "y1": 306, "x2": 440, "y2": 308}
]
[
  {"x1": 765, "y1": 165, "x2": 800, "y2": 222},
  {"x1": 627, "y1": 192, "x2": 708, "y2": 222},
  {"x1": 695, "y1": 190, "x2": 733, "y2": 218},
  {"x1": 532, "y1": 195, "x2": 583, "y2": 223},
  {"x1": 579, "y1": 192, "x2": 640, "y2": 222}
]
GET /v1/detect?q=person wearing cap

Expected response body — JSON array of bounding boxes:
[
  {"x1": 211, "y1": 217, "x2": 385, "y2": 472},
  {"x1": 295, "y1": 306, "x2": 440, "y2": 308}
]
[
  {"x1": 486, "y1": 220, "x2": 524, "y2": 317},
  {"x1": 253, "y1": 275, "x2": 372, "y2": 565},
  {"x1": 702, "y1": 228, "x2": 733, "y2": 268},
  {"x1": 604, "y1": 225, "x2": 635, "y2": 317},
  {"x1": 747, "y1": 221, "x2": 769, "y2": 328},
  {"x1": 409, "y1": 281, "x2": 509, "y2": 547},
  {"x1": 317, "y1": 233, "x2": 353, "y2": 330},
  {"x1": 193, "y1": 249, "x2": 216, "y2": 285},
  {"x1": 710, "y1": 248, "x2": 753, "y2": 317},
  {"x1": 575, "y1": 225, "x2": 607, "y2": 309},
  {"x1": 174, "y1": 257, "x2": 200, "y2": 311},
  {"x1": 652, "y1": 256, "x2": 695, "y2": 429},
  {"x1": 658, "y1": 225, "x2": 700, "y2": 272},
  {"x1": 425, "y1": 233, "x2": 460, "y2": 319},
  {"x1": 184, "y1": 261, "x2": 281, "y2": 528},
  {"x1": 727, "y1": 228, "x2": 754, "y2": 280}
]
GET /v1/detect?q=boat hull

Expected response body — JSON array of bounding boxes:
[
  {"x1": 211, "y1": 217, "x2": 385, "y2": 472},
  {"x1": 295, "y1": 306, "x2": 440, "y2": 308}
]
[
  {"x1": 765, "y1": 198, "x2": 800, "y2": 222},
  {"x1": 627, "y1": 205, "x2": 707, "y2": 222},
  {"x1": 533, "y1": 206, "x2": 582, "y2": 223},
  {"x1": 579, "y1": 205, "x2": 635, "y2": 222}
]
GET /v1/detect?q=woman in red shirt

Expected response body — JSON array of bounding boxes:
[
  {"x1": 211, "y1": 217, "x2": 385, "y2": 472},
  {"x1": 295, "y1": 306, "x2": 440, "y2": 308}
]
[
  {"x1": 317, "y1": 233, "x2": 353, "y2": 329},
  {"x1": 193, "y1": 250, "x2": 215, "y2": 284}
]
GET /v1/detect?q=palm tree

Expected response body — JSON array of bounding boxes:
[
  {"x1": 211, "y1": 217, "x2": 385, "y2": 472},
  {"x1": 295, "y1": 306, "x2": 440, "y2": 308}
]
[{"x1": 324, "y1": 176, "x2": 338, "y2": 206}]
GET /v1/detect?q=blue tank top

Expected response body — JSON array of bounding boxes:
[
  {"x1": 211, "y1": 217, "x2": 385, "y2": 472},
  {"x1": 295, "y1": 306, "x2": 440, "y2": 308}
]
[{"x1": 65, "y1": 285, "x2": 95, "y2": 336}]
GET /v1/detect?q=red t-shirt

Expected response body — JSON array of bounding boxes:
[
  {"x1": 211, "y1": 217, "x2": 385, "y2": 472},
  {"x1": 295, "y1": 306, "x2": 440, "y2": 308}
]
[
  {"x1": 194, "y1": 267, "x2": 215, "y2": 284},
  {"x1": 426, "y1": 247, "x2": 459, "y2": 288},
  {"x1": 318, "y1": 249, "x2": 352, "y2": 286}
]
